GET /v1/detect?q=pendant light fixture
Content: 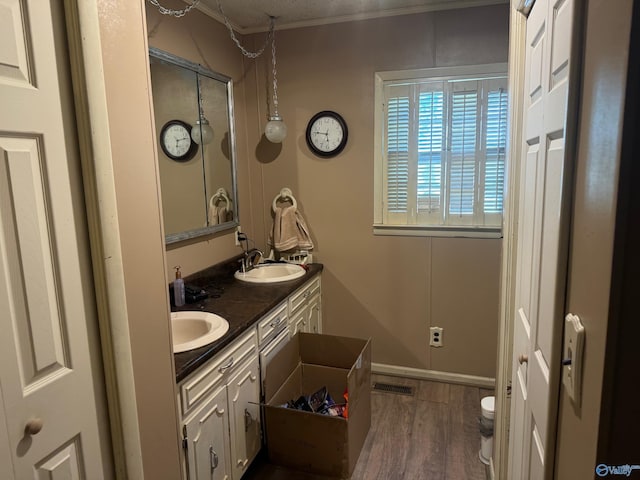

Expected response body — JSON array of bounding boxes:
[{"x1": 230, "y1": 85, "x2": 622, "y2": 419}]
[
  {"x1": 264, "y1": 27, "x2": 287, "y2": 143},
  {"x1": 191, "y1": 75, "x2": 214, "y2": 145},
  {"x1": 216, "y1": 2, "x2": 286, "y2": 143}
]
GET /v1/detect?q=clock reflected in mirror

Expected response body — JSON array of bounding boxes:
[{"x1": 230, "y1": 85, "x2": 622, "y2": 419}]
[
  {"x1": 305, "y1": 111, "x2": 348, "y2": 158},
  {"x1": 160, "y1": 119, "x2": 199, "y2": 162}
]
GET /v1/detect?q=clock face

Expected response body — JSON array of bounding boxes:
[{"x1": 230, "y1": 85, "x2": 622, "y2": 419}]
[
  {"x1": 306, "y1": 111, "x2": 348, "y2": 157},
  {"x1": 160, "y1": 120, "x2": 198, "y2": 161}
]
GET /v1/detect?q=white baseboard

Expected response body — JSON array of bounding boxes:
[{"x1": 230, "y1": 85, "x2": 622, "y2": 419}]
[{"x1": 372, "y1": 362, "x2": 496, "y2": 388}]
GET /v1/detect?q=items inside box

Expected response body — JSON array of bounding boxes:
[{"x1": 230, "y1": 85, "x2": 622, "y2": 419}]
[{"x1": 281, "y1": 385, "x2": 349, "y2": 418}]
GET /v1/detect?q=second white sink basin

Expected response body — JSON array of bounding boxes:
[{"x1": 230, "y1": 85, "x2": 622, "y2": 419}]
[
  {"x1": 234, "y1": 263, "x2": 306, "y2": 284},
  {"x1": 171, "y1": 311, "x2": 229, "y2": 353}
]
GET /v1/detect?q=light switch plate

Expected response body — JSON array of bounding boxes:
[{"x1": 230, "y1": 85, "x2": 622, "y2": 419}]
[{"x1": 563, "y1": 313, "x2": 585, "y2": 408}]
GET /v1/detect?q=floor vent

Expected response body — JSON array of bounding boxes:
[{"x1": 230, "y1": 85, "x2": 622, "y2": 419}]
[{"x1": 373, "y1": 382, "x2": 414, "y2": 396}]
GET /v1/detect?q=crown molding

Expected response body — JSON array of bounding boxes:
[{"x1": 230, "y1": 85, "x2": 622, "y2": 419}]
[{"x1": 190, "y1": 0, "x2": 508, "y2": 35}]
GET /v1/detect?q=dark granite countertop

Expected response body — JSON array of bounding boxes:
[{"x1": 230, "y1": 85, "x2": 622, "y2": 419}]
[{"x1": 173, "y1": 259, "x2": 323, "y2": 383}]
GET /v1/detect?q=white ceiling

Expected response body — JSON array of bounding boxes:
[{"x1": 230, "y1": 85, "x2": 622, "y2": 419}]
[{"x1": 197, "y1": 0, "x2": 507, "y2": 33}]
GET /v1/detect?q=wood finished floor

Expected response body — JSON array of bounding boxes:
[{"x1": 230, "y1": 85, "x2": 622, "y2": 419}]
[{"x1": 244, "y1": 374, "x2": 493, "y2": 480}]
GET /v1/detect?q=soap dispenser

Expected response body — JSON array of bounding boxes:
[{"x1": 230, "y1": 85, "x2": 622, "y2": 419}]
[{"x1": 173, "y1": 266, "x2": 185, "y2": 307}]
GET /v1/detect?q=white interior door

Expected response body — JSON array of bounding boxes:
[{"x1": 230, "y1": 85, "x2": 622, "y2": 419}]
[
  {"x1": 508, "y1": 0, "x2": 576, "y2": 478},
  {"x1": 0, "y1": 0, "x2": 111, "y2": 478}
]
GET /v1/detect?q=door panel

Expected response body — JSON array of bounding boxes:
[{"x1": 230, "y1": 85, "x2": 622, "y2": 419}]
[
  {"x1": 0, "y1": 138, "x2": 70, "y2": 382},
  {"x1": 0, "y1": 0, "x2": 109, "y2": 477},
  {"x1": 509, "y1": 0, "x2": 576, "y2": 477},
  {"x1": 35, "y1": 439, "x2": 83, "y2": 479}
]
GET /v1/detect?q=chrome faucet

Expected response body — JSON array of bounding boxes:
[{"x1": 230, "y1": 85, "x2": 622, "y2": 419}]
[{"x1": 241, "y1": 248, "x2": 263, "y2": 272}]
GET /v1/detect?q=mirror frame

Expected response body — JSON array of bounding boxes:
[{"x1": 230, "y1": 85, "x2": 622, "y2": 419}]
[{"x1": 149, "y1": 47, "x2": 240, "y2": 245}]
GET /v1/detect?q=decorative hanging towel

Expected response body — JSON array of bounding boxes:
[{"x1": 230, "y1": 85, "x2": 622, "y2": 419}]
[{"x1": 269, "y1": 205, "x2": 314, "y2": 252}]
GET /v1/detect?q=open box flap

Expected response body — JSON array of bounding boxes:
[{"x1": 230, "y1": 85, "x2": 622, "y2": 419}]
[
  {"x1": 298, "y1": 333, "x2": 371, "y2": 370},
  {"x1": 265, "y1": 333, "x2": 302, "y2": 401}
]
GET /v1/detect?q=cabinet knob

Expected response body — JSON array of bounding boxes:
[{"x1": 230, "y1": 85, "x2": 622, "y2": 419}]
[
  {"x1": 518, "y1": 354, "x2": 528, "y2": 364},
  {"x1": 25, "y1": 418, "x2": 44, "y2": 435}
]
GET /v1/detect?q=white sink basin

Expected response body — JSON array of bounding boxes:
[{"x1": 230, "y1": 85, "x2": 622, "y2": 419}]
[
  {"x1": 171, "y1": 311, "x2": 229, "y2": 353},
  {"x1": 234, "y1": 263, "x2": 306, "y2": 284}
]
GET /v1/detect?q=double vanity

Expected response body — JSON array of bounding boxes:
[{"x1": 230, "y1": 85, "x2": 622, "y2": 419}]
[{"x1": 171, "y1": 260, "x2": 323, "y2": 480}]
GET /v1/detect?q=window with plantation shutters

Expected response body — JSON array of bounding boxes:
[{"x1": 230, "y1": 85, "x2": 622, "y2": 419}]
[{"x1": 374, "y1": 65, "x2": 508, "y2": 237}]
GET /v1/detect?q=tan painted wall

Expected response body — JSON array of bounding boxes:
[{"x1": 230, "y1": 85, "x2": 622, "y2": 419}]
[
  {"x1": 96, "y1": 1, "x2": 182, "y2": 478},
  {"x1": 245, "y1": 6, "x2": 508, "y2": 376},
  {"x1": 145, "y1": 1, "x2": 252, "y2": 278},
  {"x1": 554, "y1": 0, "x2": 632, "y2": 478}
]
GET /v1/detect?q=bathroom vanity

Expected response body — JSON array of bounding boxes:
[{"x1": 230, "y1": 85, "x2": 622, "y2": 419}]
[{"x1": 173, "y1": 263, "x2": 322, "y2": 480}]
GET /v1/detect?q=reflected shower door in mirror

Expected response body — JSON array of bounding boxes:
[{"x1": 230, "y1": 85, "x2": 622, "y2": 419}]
[{"x1": 149, "y1": 48, "x2": 239, "y2": 244}]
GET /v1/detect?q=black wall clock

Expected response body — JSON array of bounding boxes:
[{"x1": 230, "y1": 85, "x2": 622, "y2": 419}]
[
  {"x1": 305, "y1": 111, "x2": 348, "y2": 158},
  {"x1": 159, "y1": 119, "x2": 199, "y2": 162}
]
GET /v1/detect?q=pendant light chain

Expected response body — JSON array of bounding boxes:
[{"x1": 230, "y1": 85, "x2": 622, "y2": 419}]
[
  {"x1": 270, "y1": 28, "x2": 279, "y2": 118},
  {"x1": 216, "y1": 0, "x2": 275, "y2": 59},
  {"x1": 147, "y1": 0, "x2": 201, "y2": 18}
]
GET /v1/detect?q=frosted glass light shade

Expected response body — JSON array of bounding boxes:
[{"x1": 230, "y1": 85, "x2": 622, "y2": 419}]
[
  {"x1": 265, "y1": 117, "x2": 287, "y2": 143},
  {"x1": 191, "y1": 118, "x2": 214, "y2": 145}
]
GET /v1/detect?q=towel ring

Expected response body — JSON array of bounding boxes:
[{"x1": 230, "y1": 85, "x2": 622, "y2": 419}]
[
  {"x1": 210, "y1": 187, "x2": 230, "y2": 208},
  {"x1": 272, "y1": 187, "x2": 297, "y2": 212}
]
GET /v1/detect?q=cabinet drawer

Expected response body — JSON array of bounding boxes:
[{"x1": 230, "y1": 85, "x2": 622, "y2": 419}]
[
  {"x1": 288, "y1": 276, "x2": 321, "y2": 314},
  {"x1": 180, "y1": 328, "x2": 257, "y2": 416},
  {"x1": 257, "y1": 302, "x2": 288, "y2": 347}
]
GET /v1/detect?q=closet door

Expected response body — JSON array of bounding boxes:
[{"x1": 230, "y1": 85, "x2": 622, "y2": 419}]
[{"x1": 0, "y1": 1, "x2": 110, "y2": 477}]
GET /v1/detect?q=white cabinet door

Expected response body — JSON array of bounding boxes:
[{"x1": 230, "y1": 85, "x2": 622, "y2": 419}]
[
  {"x1": 288, "y1": 275, "x2": 322, "y2": 337},
  {"x1": 228, "y1": 354, "x2": 261, "y2": 480},
  {"x1": 184, "y1": 385, "x2": 231, "y2": 480},
  {"x1": 290, "y1": 307, "x2": 309, "y2": 336},
  {"x1": 307, "y1": 294, "x2": 322, "y2": 334}
]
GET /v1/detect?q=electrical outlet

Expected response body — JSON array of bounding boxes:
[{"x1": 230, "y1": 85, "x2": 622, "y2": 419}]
[
  {"x1": 429, "y1": 327, "x2": 443, "y2": 347},
  {"x1": 234, "y1": 226, "x2": 242, "y2": 246}
]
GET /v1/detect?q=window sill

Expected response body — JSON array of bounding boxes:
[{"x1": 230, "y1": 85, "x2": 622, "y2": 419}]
[{"x1": 373, "y1": 224, "x2": 502, "y2": 239}]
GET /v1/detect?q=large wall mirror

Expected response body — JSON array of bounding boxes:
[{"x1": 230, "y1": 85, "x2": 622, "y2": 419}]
[{"x1": 149, "y1": 47, "x2": 239, "y2": 244}]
